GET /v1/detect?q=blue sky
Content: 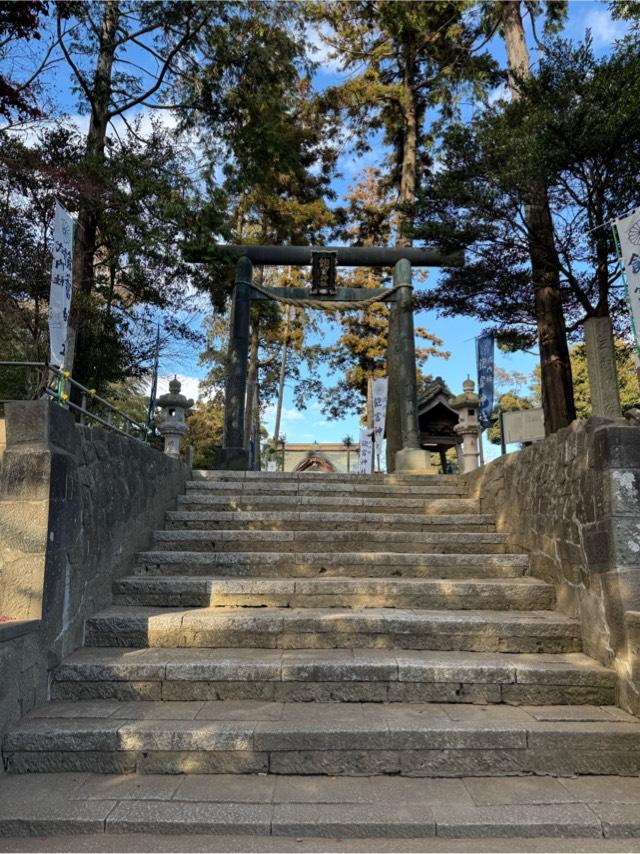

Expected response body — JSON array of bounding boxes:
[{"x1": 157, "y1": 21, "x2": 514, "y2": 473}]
[{"x1": 17, "y1": 1, "x2": 630, "y2": 461}]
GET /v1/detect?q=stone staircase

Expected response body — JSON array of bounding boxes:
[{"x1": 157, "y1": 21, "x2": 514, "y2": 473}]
[{"x1": 3, "y1": 471, "x2": 640, "y2": 839}]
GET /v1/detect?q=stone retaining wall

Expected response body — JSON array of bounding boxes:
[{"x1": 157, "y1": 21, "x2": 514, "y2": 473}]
[
  {"x1": 465, "y1": 417, "x2": 640, "y2": 713},
  {"x1": 0, "y1": 400, "x2": 189, "y2": 759}
]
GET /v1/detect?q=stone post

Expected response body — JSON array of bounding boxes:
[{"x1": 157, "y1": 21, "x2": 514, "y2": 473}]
[
  {"x1": 221, "y1": 256, "x2": 252, "y2": 469},
  {"x1": 450, "y1": 378, "x2": 481, "y2": 473},
  {"x1": 584, "y1": 316, "x2": 622, "y2": 417},
  {"x1": 156, "y1": 377, "x2": 193, "y2": 458},
  {"x1": 390, "y1": 258, "x2": 433, "y2": 474}
]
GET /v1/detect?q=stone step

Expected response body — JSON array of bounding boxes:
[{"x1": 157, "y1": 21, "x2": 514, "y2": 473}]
[
  {"x1": 50, "y1": 648, "x2": 616, "y2": 705},
  {"x1": 151, "y1": 530, "x2": 510, "y2": 554},
  {"x1": 135, "y1": 551, "x2": 530, "y2": 579},
  {"x1": 178, "y1": 493, "x2": 482, "y2": 515},
  {"x1": 186, "y1": 480, "x2": 467, "y2": 498},
  {"x1": 84, "y1": 606, "x2": 582, "y2": 653},
  {"x1": 192, "y1": 470, "x2": 462, "y2": 486},
  {"x1": 3, "y1": 769, "x2": 640, "y2": 838},
  {"x1": 5, "y1": 702, "x2": 640, "y2": 777},
  {"x1": 112, "y1": 576, "x2": 554, "y2": 611},
  {"x1": 165, "y1": 511, "x2": 496, "y2": 533}
]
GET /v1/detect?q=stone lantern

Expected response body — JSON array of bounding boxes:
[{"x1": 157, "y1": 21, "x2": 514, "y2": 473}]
[
  {"x1": 156, "y1": 377, "x2": 193, "y2": 458},
  {"x1": 450, "y1": 377, "x2": 481, "y2": 473}
]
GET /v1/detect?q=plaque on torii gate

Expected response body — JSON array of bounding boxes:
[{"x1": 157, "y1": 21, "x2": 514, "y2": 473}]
[{"x1": 191, "y1": 244, "x2": 463, "y2": 473}]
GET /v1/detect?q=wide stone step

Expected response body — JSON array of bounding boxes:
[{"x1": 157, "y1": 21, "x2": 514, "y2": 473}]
[
  {"x1": 112, "y1": 576, "x2": 554, "y2": 611},
  {"x1": 83, "y1": 607, "x2": 582, "y2": 653},
  {"x1": 151, "y1": 529, "x2": 510, "y2": 554},
  {"x1": 165, "y1": 511, "x2": 496, "y2": 533},
  {"x1": 186, "y1": 480, "x2": 467, "y2": 498},
  {"x1": 5, "y1": 702, "x2": 640, "y2": 777},
  {"x1": 135, "y1": 551, "x2": 530, "y2": 579},
  {"x1": 2, "y1": 769, "x2": 640, "y2": 838},
  {"x1": 50, "y1": 648, "x2": 616, "y2": 705},
  {"x1": 178, "y1": 493, "x2": 482, "y2": 515}
]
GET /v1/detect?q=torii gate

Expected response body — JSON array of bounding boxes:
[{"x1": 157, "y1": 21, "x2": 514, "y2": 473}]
[{"x1": 197, "y1": 245, "x2": 463, "y2": 473}]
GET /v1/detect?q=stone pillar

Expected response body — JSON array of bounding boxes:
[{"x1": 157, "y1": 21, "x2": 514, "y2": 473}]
[
  {"x1": 450, "y1": 378, "x2": 481, "y2": 473},
  {"x1": 221, "y1": 256, "x2": 252, "y2": 469},
  {"x1": 584, "y1": 316, "x2": 622, "y2": 417},
  {"x1": 391, "y1": 259, "x2": 434, "y2": 474}
]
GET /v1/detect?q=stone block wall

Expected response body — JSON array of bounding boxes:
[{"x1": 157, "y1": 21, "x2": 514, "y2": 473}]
[
  {"x1": 0, "y1": 400, "x2": 189, "y2": 758},
  {"x1": 465, "y1": 417, "x2": 640, "y2": 712}
]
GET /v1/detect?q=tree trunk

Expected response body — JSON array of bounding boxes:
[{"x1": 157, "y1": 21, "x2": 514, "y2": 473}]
[
  {"x1": 500, "y1": 0, "x2": 575, "y2": 434},
  {"x1": 65, "y1": 1, "x2": 119, "y2": 389},
  {"x1": 397, "y1": 58, "x2": 418, "y2": 247},
  {"x1": 388, "y1": 47, "x2": 419, "y2": 469}
]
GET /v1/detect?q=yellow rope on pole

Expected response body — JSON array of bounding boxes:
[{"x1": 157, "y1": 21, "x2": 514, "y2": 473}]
[{"x1": 249, "y1": 282, "x2": 403, "y2": 311}]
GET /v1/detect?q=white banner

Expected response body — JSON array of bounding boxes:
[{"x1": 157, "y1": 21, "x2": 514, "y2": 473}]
[
  {"x1": 48, "y1": 201, "x2": 74, "y2": 367},
  {"x1": 372, "y1": 376, "x2": 388, "y2": 471},
  {"x1": 357, "y1": 428, "x2": 373, "y2": 474},
  {"x1": 615, "y1": 208, "x2": 640, "y2": 350}
]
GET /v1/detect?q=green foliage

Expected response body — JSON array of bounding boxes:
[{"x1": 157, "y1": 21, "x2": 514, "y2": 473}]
[
  {"x1": 545, "y1": 341, "x2": 640, "y2": 418},
  {"x1": 187, "y1": 396, "x2": 225, "y2": 469},
  {"x1": 414, "y1": 36, "x2": 640, "y2": 344},
  {"x1": 315, "y1": 0, "x2": 498, "y2": 236},
  {"x1": 0, "y1": 126, "x2": 84, "y2": 395}
]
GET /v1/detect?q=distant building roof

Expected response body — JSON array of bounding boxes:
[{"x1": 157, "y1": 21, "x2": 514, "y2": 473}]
[
  {"x1": 418, "y1": 376, "x2": 453, "y2": 409},
  {"x1": 284, "y1": 443, "x2": 360, "y2": 451}
]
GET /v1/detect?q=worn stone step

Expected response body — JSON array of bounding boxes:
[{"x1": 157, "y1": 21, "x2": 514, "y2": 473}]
[
  {"x1": 135, "y1": 551, "x2": 530, "y2": 579},
  {"x1": 83, "y1": 606, "x2": 582, "y2": 653},
  {"x1": 165, "y1": 511, "x2": 496, "y2": 533},
  {"x1": 3, "y1": 769, "x2": 640, "y2": 838},
  {"x1": 178, "y1": 493, "x2": 482, "y2": 515},
  {"x1": 112, "y1": 576, "x2": 554, "y2": 611},
  {"x1": 50, "y1": 648, "x2": 616, "y2": 705},
  {"x1": 151, "y1": 530, "x2": 510, "y2": 555},
  {"x1": 186, "y1": 480, "x2": 467, "y2": 498},
  {"x1": 5, "y1": 702, "x2": 640, "y2": 777}
]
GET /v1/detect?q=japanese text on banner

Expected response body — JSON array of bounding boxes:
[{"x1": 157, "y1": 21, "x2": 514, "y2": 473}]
[
  {"x1": 371, "y1": 376, "x2": 388, "y2": 468},
  {"x1": 358, "y1": 428, "x2": 373, "y2": 474},
  {"x1": 48, "y1": 201, "x2": 75, "y2": 367},
  {"x1": 476, "y1": 333, "x2": 494, "y2": 429},
  {"x1": 614, "y1": 209, "x2": 640, "y2": 357}
]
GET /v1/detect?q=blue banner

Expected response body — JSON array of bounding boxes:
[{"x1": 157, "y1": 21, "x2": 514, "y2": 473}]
[{"x1": 476, "y1": 333, "x2": 494, "y2": 429}]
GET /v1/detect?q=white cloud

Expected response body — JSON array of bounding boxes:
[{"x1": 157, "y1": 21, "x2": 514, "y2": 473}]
[
  {"x1": 487, "y1": 84, "x2": 510, "y2": 106},
  {"x1": 306, "y1": 23, "x2": 344, "y2": 74},
  {"x1": 583, "y1": 8, "x2": 628, "y2": 47},
  {"x1": 142, "y1": 373, "x2": 202, "y2": 402}
]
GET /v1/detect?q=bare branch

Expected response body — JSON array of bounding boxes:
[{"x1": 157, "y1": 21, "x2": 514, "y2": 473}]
[
  {"x1": 57, "y1": 15, "x2": 95, "y2": 109},
  {"x1": 107, "y1": 14, "x2": 210, "y2": 120}
]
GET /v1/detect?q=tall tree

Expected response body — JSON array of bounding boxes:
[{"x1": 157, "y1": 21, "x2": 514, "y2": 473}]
[
  {"x1": 317, "y1": 1, "x2": 497, "y2": 245},
  {"x1": 56, "y1": 0, "x2": 214, "y2": 386},
  {"x1": 414, "y1": 34, "x2": 640, "y2": 417},
  {"x1": 480, "y1": 0, "x2": 574, "y2": 435},
  {"x1": 182, "y1": 7, "x2": 338, "y2": 459}
]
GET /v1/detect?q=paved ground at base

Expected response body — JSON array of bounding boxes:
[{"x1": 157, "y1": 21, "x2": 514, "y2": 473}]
[
  {"x1": 2, "y1": 835, "x2": 640, "y2": 853},
  {"x1": 2, "y1": 773, "x2": 640, "y2": 844}
]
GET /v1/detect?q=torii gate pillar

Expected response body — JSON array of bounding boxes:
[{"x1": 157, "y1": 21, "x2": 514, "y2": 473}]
[
  {"x1": 386, "y1": 259, "x2": 434, "y2": 474},
  {"x1": 219, "y1": 256, "x2": 252, "y2": 471}
]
